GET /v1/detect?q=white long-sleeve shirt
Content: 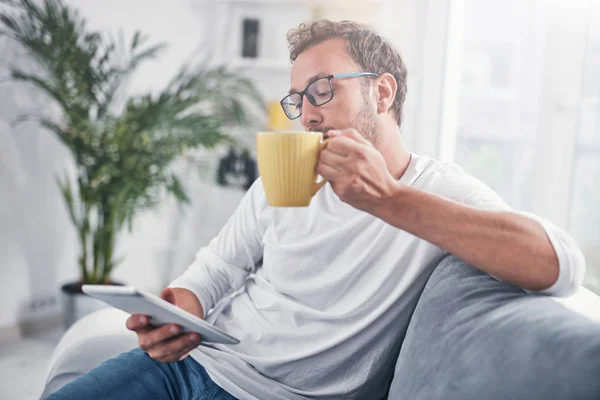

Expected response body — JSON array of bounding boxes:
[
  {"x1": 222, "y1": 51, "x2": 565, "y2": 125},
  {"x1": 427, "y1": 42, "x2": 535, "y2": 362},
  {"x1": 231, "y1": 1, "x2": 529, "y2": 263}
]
[{"x1": 169, "y1": 153, "x2": 586, "y2": 400}]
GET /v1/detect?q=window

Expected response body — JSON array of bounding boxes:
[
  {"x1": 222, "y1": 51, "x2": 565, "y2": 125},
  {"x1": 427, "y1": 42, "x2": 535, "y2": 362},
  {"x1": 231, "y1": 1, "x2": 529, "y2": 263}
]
[
  {"x1": 453, "y1": 0, "x2": 546, "y2": 210},
  {"x1": 569, "y1": 4, "x2": 600, "y2": 294},
  {"x1": 443, "y1": 0, "x2": 599, "y2": 294}
]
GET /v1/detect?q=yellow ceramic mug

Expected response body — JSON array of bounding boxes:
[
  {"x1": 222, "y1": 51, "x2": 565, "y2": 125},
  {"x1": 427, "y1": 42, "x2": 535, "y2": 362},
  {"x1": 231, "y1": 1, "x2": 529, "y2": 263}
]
[{"x1": 256, "y1": 131, "x2": 329, "y2": 207}]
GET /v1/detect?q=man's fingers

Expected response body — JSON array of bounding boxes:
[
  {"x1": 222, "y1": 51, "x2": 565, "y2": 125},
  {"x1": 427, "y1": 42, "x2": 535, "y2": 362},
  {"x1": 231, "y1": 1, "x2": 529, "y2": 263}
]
[
  {"x1": 317, "y1": 162, "x2": 342, "y2": 180},
  {"x1": 325, "y1": 129, "x2": 372, "y2": 157},
  {"x1": 149, "y1": 333, "x2": 201, "y2": 363},
  {"x1": 324, "y1": 136, "x2": 360, "y2": 157},
  {"x1": 319, "y1": 149, "x2": 346, "y2": 169},
  {"x1": 126, "y1": 314, "x2": 149, "y2": 331},
  {"x1": 138, "y1": 323, "x2": 181, "y2": 351}
]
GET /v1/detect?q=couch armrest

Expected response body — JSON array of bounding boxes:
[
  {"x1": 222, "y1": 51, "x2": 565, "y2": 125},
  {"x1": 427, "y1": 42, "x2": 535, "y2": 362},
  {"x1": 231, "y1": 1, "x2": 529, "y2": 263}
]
[
  {"x1": 40, "y1": 308, "x2": 138, "y2": 399},
  {"x1": 389, "y1": 255, "x2": 600, "y2": 400},
  {"x1": 553, "y1": 286, "x2": 600, "y2": 323}
]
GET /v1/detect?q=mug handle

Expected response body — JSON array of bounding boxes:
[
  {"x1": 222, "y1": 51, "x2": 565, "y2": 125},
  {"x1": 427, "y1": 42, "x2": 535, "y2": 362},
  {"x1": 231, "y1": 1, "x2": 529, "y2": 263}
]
[{"x1": 312, "y1": 139, "x2": 330, "y2": 196}]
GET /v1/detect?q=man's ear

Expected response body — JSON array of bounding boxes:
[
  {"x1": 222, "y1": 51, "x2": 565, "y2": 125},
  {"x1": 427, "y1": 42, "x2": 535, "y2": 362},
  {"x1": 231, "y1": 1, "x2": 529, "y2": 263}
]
[{"x1": 375, "y1": 73, "x2": 397, "y2": 115}]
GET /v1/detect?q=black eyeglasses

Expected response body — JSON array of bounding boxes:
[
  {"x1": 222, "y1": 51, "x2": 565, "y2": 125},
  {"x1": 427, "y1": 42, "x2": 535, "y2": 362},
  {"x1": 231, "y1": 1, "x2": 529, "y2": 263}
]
[{"x1": 280, "y1": 72, "x2": 379, "y2": 120}]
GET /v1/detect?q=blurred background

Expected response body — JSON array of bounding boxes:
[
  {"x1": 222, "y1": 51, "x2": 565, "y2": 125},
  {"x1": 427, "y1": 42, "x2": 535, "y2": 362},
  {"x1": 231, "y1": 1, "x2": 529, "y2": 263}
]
[{"x1": 1, "y1": 0, "x2": 599, "y2": 397}]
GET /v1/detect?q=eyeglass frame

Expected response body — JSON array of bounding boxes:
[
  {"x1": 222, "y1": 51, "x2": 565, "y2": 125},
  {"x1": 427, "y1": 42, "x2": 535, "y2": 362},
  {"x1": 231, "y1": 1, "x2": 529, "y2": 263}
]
[{"x1": 279, "y1": 72, "x2": 380, "y2": 120}]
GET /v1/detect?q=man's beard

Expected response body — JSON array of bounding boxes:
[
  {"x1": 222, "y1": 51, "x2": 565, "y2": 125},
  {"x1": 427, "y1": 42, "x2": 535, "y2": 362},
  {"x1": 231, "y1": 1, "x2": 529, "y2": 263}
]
[
  {"x1": 354, "y1": 100, "x2": 379, "y2": 144},
  {"x1": 309, "y1": 99, "x2": 379, "y2": 144}
]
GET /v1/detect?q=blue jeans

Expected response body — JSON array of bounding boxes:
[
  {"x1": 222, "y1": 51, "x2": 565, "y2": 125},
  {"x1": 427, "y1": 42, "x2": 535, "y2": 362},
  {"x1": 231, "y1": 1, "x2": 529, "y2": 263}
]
[{"x1": 46, "y1": 348, "x2": 238, "y2": 400}]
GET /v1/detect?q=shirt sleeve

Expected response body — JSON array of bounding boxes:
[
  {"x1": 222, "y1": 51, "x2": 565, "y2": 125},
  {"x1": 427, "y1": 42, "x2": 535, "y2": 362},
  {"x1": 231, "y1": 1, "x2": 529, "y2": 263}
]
[
  {"x1": 514, "y1": 211, "x2": 586, "y2": 297},
  {"x1": 168, "y1": 178, "x2": 268, "y2": 316},
  {"x1": 430, "y1": 165, "x2": 586, "y2": 297}
]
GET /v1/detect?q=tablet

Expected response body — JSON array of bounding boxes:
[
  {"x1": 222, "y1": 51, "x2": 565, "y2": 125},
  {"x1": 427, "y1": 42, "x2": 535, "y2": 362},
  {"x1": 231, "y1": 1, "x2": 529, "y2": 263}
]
[{"x1": 82, "y1": 285, "x2": 240, "y2": 345}]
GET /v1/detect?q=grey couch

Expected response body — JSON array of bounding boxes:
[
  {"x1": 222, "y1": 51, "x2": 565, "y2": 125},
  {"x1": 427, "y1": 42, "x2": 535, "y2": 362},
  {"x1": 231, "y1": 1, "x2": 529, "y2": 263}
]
[
  {"x1": 42, "y1": 255, "x2": 600, "y2": 399},
  {"x1": 388, "y1": 256, "x2": 600, "y2": 399}
]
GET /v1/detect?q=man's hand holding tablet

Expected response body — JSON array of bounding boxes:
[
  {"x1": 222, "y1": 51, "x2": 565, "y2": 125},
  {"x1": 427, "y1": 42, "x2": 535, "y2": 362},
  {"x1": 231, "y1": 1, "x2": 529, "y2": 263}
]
[
  {"x1": 82, "y1": 285, "x2": 240, "y2": 364},
  {"x1": 126, "y1": 288, "x2": 205, "y2": 363}
]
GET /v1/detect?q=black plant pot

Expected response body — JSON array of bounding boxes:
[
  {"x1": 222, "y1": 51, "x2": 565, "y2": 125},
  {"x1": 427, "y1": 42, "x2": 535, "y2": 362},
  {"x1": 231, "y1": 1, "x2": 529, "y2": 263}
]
[{"x1": 61, "y1": 281, "x2": 123, "y2": 328}]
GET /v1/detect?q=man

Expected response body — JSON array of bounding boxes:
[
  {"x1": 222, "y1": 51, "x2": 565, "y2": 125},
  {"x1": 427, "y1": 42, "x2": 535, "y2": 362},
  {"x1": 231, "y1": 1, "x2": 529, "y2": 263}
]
[{"x1": 48, "y1": 20, "x2": 585, "y2": 400}]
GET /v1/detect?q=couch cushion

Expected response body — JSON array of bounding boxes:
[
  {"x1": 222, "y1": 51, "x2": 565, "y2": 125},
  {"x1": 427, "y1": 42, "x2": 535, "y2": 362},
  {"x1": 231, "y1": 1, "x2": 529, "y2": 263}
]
[{"x1": 389, "y1": 255, "x2": 600, "y2": 400}]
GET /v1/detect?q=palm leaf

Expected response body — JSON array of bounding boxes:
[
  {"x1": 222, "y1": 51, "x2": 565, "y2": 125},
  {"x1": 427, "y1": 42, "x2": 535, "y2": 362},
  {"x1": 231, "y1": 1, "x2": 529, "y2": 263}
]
[
  {"x1": 1, "y1": 0, "x2": 263, "y2": 284},
  {"x1": 10, "y1": 70, "x2": 69, "y2": 111},
  {"x1": 166, "y1": 174, "x2": 190, "y2": 203},
  {"x1": 55, "y1": 173, "x2": 79, "y2": 228}
]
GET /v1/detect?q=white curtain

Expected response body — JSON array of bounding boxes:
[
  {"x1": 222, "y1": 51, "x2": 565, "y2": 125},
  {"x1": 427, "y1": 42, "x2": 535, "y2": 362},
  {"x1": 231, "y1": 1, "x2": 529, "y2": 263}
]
[
  {"x1": 568, "y1": 0, "x2": 600, "y2": 293},
  {"x1": 407, "y1": 0, "x2": 600, "y2": 293}
]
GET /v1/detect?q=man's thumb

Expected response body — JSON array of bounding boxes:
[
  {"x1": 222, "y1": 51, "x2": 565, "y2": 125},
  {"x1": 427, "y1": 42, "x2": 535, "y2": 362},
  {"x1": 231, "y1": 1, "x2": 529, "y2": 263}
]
[{"x1": 160, "y1": 287, "x2": 177, "y2": 305}]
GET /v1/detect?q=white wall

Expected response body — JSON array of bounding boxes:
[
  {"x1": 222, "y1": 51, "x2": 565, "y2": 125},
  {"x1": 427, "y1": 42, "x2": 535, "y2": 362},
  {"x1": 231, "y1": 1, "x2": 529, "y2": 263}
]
[
  {"x1": 0, "y1": 0, "x2": 435, "y2": 330},
  {"x1": 0, "y1": 45, "x2": 78, "y2": 329},
  {"x1": 0, "y1": 0, "x2": 244, "y2": 330}
]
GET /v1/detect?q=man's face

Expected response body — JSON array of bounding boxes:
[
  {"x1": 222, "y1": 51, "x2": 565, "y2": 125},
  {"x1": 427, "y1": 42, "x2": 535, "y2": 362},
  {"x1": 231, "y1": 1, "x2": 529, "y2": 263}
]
[{"x1": 289, "y1": 39, "x2": 379, "y2": 142}]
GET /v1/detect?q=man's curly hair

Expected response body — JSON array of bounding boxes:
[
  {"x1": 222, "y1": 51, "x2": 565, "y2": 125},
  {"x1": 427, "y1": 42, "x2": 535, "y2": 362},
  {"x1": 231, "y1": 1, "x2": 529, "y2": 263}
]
[{"x1": 287, "y1": 20, "x2": 408, "y2": 127}]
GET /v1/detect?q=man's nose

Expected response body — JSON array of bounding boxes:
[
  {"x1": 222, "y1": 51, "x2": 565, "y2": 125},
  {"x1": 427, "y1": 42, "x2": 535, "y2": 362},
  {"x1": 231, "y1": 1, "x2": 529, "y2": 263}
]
[{"x1": 299, "y1": 95, "x2": 322, "y2": 129}]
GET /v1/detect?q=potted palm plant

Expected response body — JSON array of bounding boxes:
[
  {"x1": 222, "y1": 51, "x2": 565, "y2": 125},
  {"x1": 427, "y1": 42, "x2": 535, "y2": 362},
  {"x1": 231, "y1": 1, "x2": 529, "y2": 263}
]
[{"x1": 0, "y1": 0, "x2": 263, "y2": 326}]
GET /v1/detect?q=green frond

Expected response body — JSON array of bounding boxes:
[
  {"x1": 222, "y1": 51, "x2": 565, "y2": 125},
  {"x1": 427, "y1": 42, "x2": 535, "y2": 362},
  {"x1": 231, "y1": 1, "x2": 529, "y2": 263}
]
[{"x1": 1, "y1": 0, "x2": 264, "y2": 284}]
